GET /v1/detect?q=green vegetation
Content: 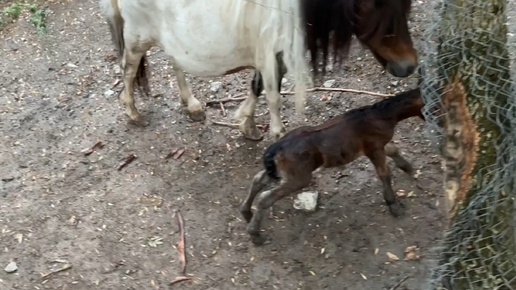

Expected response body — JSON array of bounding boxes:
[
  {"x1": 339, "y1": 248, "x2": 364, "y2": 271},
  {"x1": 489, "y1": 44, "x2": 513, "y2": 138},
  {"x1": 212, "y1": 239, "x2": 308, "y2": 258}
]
[{"x1": 0, "y1": 1, "x2": 47, "y2": 34}]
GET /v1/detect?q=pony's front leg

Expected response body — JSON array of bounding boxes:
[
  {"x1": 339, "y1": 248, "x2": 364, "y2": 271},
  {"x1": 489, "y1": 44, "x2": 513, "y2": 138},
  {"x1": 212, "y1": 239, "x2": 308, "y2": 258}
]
[
  {"x1": 233, "y1": 71, "x2": 264, "y2": 141},
  {"x1": 173, "y1": 67, "x2": 205, "y2": 121}
]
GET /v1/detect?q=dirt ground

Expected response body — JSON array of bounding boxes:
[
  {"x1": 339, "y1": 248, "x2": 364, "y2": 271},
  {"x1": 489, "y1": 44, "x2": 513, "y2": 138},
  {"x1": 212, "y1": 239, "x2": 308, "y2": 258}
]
[{"x1": 0, "y1": 0, "x2": 447, "y2": 289}]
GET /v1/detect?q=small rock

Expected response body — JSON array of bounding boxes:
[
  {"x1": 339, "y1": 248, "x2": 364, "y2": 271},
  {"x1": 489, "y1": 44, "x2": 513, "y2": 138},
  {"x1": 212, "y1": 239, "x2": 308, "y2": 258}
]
[
  {"x1": 66, "y1": 63, "x2": 78, "y2": 68},
  {"x1": 4, "y1": 261, "x2": 18, "y2": 273},
  {"x1": 210, "y1": 81, "x2": 221, "y2": 93},
  {"x1": 391, "y1": 80, "x2": 399, "y2": 87},
  {"x1": 293, "y1": 191, "x2": 319, "y2": 211},
  {"x1": 104, "y1": 89, "x2": 115, "y2": 97},
  {"x1": 357, "y1": 57, "x2": 363, "y2": 61},
  {"x1": 113, "y1": 64, "x2": 121, "y2": 75},
  {"x1": 323, "y1": 79, "x2": 336, "y2": 88}
]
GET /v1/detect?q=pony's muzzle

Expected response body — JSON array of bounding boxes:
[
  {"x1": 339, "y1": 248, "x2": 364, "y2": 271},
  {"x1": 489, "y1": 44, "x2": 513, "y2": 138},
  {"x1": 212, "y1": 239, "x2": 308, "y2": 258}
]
[{"x1": 386, "y1": 59, "x2": 417, "y2": 78}]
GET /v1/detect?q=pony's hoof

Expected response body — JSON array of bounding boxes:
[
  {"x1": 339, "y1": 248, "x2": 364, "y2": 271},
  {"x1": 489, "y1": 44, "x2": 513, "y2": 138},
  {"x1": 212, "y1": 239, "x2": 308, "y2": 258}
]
[
  {"x1": 388, "y1": 202, "x2": 405, "y2": 218},
  {"x1": 240, "y1": 121, "x2": 263, "y2": 141},
  {"x1": 188, "y1": 109, "x2": 206, "y2": 122},
  {"x1": 270, "y1": 130, "x2": 286, "y2": 141},
  {"x1": 250, "y1": 234, "x2": 270, "y2": 246},
  {"x1": 128, "y1": 116, "x2": 150, "y2": 127}
]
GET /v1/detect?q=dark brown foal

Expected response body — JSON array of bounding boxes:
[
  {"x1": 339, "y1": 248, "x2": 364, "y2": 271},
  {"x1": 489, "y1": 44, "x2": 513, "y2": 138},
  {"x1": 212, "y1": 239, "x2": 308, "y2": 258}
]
[{"x1": 240, "y1": 87, "x2": 425, "y2": 245}]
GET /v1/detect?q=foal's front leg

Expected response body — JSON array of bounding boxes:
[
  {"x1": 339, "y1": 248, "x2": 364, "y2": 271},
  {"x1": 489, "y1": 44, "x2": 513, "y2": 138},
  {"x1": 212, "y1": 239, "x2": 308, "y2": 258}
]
[
  {"x1": 385, "y1": 142, "x2": 414, "y2": 176},
  {"x1": 173, "y1": 67, "x2": 205, "y2": 121},
  {"x1": 366, "y1": 149, "x2": 404, "y2": 217}
]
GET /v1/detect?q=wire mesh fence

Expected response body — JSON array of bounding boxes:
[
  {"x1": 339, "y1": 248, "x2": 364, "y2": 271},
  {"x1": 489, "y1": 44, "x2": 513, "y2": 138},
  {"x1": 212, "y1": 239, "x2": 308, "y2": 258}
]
[{"x1": 419, "y1": 0, "x2": 516, "y2": 289}]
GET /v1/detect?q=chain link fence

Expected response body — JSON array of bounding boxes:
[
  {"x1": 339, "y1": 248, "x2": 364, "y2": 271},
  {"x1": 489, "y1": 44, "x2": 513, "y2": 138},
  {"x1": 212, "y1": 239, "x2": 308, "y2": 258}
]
[{"x1": 419, "y1": 0, "x2": 516, "y2": 288}]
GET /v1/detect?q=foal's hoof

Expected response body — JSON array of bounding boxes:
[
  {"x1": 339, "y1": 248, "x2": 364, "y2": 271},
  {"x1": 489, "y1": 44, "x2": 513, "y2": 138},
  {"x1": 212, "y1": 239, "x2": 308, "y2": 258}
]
[
  {"x1": 388, "y1": 202, "x2": 405, "y2": 218},
  {"x1": 250, "y1": 234, "x2": 270, "y2": 246},
  {"x1": 241, "y1": 211, "x2": 253, "y2": 223},
  {"x1": 187, "y1": 109, "x2": 206, "y2": 122},
  {"x1": 128, "y1": 115, "x2": 150, "y2": 127}
]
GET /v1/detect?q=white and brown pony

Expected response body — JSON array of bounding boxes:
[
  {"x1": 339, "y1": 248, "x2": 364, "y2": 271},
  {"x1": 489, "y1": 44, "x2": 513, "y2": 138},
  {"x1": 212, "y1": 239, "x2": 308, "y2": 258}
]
[{"x1": 100, "y1": 0, "x2": 417, "y2": 140}]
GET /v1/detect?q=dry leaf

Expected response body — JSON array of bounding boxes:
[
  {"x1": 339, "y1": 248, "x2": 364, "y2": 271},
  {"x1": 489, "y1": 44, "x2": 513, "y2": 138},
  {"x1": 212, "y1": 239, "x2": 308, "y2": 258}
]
[
  {"x1": 374, "y1": 248, "x2": 379, "y2": 255},
  {"x1": 386, "y1": 252, "x2": 400, "y2": 261},
  {"x1": 396, "y1": 189, "x2": 406, "y2": 197},
  {"x1": 360, "y1": 273, "x2": 367, "y2": 280}
]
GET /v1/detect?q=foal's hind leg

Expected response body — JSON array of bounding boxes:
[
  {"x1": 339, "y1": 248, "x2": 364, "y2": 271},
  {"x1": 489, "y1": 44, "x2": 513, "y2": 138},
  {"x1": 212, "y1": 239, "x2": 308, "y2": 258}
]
[
  {"x1": 233, "y1": 71, "x2": 264, "y2": 141},
  {"x1": 120, "y1": 49, "x2": 147, "y2": 126},
  {"x1": 247, "y1": 173, "x2": 311, "y2": 245},
  {"x1": 239, "y1": 170, "x2": 272, "y2": 223},
  {"x1": 173, "y1": 68, "x2": 205, "y2": 121},
  {"x1": 385, "y1": 142, "x2": 414, "y2": 176},
  {"x1": 366, "y1": 149, "x2": 404, "y2": 217}
]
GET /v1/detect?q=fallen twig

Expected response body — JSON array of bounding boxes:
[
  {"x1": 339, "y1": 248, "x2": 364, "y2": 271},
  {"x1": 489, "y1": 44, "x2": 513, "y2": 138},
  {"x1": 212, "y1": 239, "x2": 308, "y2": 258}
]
[
  {"x1": 82, "y1": 141, "x2": 105, "y2": 156},
  {"x1": 170, "y1": 275, "x2": 193, "y2": 285},
  {"x1": 176, "y1": 211, "x2": 187, "y2": 275},
  {"x1": 212, "y1": 121, "x2": 266, "y2": 129},
  {"x1": 165, "y1": 148, "x2": 185, "y2": 160},
  {"x1": 220, "y1": 102, "x2": 227, "y2": 116},
  {"x1": 117, "y1": 154, "x2": 137, "y2": 171},
  {"x1": 206, "y1": 93, "x2": 246, "y2": 105},
  {"x1": 281, "y1": 87, "x2": 391, "y2": 97},
  {"x1": 169, "y1": 211, "x2": 193, "y2": 285},
  {"x1": 41, "y1": 264, "x2": 72, "y2": 280},
  {"x1": 389, "y1": 276, "x2": 410, "y2": 290}
]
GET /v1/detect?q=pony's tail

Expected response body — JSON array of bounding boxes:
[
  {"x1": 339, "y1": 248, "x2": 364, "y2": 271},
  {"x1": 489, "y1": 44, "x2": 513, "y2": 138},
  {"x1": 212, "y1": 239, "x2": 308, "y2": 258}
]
[
  {"x1": 263, "y1": 142, "x2": 284, "y2": 180},
  {"x1": 100, "y1": 0, "x2": 150, "y2": 96},
  {"x1": 280, "y1": 2, "x2": 312, "y2": 115}
]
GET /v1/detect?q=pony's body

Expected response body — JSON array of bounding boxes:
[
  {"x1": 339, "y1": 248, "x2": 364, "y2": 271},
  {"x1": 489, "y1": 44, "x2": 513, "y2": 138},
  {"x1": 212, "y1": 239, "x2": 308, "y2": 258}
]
[{"x1": 101, "y1": 0, "x2": 309, "y2": 138}]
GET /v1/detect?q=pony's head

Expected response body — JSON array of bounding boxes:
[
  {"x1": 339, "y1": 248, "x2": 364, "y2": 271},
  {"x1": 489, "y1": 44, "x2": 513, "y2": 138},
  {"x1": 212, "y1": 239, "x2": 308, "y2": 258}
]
[{"x1": 353, "y1": 0, "x2": 417, "y2": 77}]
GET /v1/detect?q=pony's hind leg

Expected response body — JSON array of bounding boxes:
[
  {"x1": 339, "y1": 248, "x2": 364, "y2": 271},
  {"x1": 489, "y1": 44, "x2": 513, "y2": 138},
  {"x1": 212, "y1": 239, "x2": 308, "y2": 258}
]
[
  {"x1": 121, "y1": 49, "x2": 147, "y2": 126},
  {"x1": 239, "y1": 170, "x2": 272, "y2": 223},
  {"x1": 366, "y1": 149, "x2": 404, "y2": 217},
  {"x1": 247, "y1": 172, "x2": 311, "y2": 245},
  {"x1": 173, "y1": 68, "x2": 205, "y2": 121},
  {"x1": 233, "y1": 70, "x2": 264, "y2": 141},
  {"x1": 384, "y1": 142, "x2": 414, "y2": 176}
]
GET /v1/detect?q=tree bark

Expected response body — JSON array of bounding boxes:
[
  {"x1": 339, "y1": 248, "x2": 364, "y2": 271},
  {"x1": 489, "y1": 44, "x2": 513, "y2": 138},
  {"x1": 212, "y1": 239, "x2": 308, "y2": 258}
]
[{"x1": 430, "y1": 0, "x2": 516, "y2": 289}]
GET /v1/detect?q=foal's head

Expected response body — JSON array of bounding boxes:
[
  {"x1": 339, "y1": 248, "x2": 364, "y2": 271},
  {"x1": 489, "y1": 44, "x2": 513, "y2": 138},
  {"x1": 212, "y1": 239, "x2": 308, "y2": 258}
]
[{"x1": 353, "y1": 0, "x2": 417, "y2": 77}]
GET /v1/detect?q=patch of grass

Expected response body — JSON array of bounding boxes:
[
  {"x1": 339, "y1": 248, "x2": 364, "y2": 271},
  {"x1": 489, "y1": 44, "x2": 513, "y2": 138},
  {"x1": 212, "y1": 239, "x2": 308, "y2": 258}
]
[{"x1": 0, "y1": 1, "x2": 47, "y2": 34}]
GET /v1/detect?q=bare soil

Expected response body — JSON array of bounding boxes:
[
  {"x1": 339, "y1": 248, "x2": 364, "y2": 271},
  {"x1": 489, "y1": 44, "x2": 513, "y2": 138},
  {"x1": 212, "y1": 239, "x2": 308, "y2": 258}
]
[{"x1": 0, "y1": 1, "x2": 447, "y2": 289}]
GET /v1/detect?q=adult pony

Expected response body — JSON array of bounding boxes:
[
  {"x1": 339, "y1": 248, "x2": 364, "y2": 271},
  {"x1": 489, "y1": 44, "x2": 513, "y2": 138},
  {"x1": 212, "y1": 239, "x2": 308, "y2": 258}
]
[
  {"x1": 235, "y1": 0, "x2": 418, "y2": 140},
  {"x1": 100, "y1": 0, "x2": 417, "y2": 140},
  {"x1": 100, "y1": 0, "x2": 310, "y2": 140}
]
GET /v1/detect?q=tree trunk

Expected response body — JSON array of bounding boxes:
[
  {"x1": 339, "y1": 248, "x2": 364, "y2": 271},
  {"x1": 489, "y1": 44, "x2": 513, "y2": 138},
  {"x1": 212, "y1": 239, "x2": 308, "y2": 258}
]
[{"x1": 428, "y1": 0, "x2": 516, "y2": 289}]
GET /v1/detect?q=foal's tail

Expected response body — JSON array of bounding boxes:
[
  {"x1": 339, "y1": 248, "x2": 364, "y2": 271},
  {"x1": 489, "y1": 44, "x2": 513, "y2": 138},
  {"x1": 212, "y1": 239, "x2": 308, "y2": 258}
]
[
  {"x1": 100, "y1": 0, "x2": 150, "y2": 96},
  {"x1": 263, "y1": 142, "x2": 284, "y2": 180}
]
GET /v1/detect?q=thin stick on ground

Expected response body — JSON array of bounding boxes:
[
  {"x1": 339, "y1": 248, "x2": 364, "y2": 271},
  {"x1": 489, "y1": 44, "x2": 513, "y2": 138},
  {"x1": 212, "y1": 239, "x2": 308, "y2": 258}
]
[
  {"x1": 220, "y1": 102, "x2": 227, "y2": 116},
  {"x1": 206, "y1": 87, "x2": 391, "y2": 105},
  {"x1": 281, "y1": 87, "x2": 392, "y2": 97},
  {"x1": 41, "y1": 264, "x2": 72, "y2": 280},
  {"x1": 212, "y1": 121, "x2": 266, "y2": 129},
  {"x1": 170, "y1": 211, "x2": 193, "y2": 285},
  {"x1": 388, "y1": 276, "x2": 410, "y2": 290},
  {"x1": 205, "y1": 93, "x2": 246, "y2": 105}
]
